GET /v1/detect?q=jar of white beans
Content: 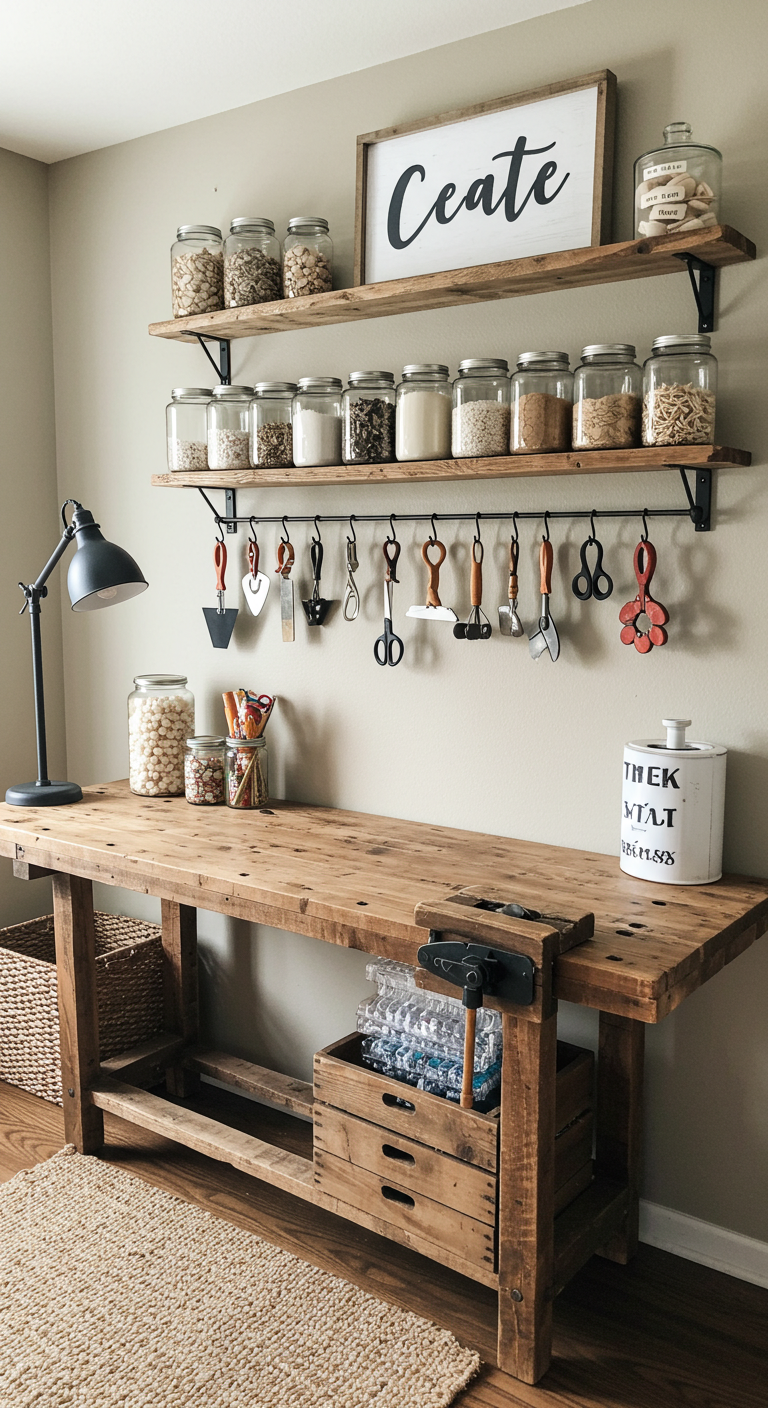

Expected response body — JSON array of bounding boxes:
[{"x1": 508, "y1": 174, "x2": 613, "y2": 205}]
[{"x1": 128, "y1": 675, "x2": 195, "y2": 797}]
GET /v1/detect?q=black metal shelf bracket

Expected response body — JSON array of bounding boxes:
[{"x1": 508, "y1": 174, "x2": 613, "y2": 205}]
[
  {"x1": 224, "y1": 488, "x2": 237, "y2": 532},
  {"x1": 178, "y1": 331, "x2": 232, "y2": 385},
  {"x1": 673, "y1": 253, "x2": 716, "y2": 334},
  {"x1": 675, "y1": 465, "x2": 712, "y2": 532}
]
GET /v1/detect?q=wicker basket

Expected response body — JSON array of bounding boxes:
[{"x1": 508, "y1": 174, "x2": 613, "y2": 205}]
[{"x1": 0, "y1": 912, "x2": 163, "y2": 1105}]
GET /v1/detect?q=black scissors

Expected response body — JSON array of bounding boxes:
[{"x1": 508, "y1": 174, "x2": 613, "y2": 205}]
[
  {"x1": 572, "y1": 514, "x2": 613, "y2": 601},
  {"x1": 374, "y1": 535, "x2": 404, "y2": 666}
]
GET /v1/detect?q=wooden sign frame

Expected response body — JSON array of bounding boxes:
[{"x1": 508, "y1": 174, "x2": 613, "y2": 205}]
[{"x1": 354, "y1": 70, "x2": 616, "y2": 288}]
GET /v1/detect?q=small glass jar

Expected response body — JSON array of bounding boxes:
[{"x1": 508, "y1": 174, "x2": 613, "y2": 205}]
[
  {"x1": 224, "y1": 217, "x2": 282, "y2": 307},
  {"x1": 452, "y1": 358, "x2": 510, "y2": 458},
  {"x1": 226, "y1": 737, "x2": 269, "y2": 809},
  {"x1": 572, "y1": 345, "x2": 642, "y2": 451},
  {"x1": 184, "y1": 736, "x2": 226, "y2": 806},
  {"x1": 511, "y1": 353, "x2": 573, "y2": 453},
  {"x1": 250, "y1": 382, "x2": 296, "y2": 468},
  {"x1": 342, "y1": 371, "x2": 396, "y2": 464},
  {"x1": 283, "y1": 217, "x2": 333, "y2": 298},
  {"x1": 292, "y1": 377, "x2": 343, "y2": 467},
  {"x1": 207, "y1": 385, "x2": 254, "y2": 470},
  {"x1": 128, "y1": 675, "x2": 195, "y2": 797},
  {"x1": 166, "y1": 388, "x2": 212, "y2": 472},
  {"x1": 635, "y1": 124, "x2": 721, "y2": 241},
  {"x1": 171, "y1": 225, "x2": 223, "y2": 318},
  {"x1": 396, "y1": 365, "x2": 452, "y2": 462},
  {"x1": 642, "y1": 334, "x2": 717, "y2": 447}
]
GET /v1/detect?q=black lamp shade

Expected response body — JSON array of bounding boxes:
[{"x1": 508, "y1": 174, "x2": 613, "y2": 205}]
[{"x1": 67, "y1": 515, "x2": 148, "y2": 612}]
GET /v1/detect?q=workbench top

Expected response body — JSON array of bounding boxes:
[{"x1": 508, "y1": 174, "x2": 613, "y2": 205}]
[{"x1": 1, "y1": 780, "x2": 766, "y2": 1022}]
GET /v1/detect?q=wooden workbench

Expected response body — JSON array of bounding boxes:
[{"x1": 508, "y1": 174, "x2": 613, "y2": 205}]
[{"x1": 1, "y1": 780, "x2": 766, "y2": 1386}]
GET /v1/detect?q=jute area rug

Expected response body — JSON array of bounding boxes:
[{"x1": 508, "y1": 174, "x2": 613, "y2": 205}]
[{"x1": 0, "y1": 1147, "x2": 479, "y2": 1407}]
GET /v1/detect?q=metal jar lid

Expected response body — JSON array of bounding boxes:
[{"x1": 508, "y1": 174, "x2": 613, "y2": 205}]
[
  {"x1": 516, "y1": 351, "x2": 570, "y2": 369},
  {"x1": 176, "y1": 224, "x2": 222, "y2": 240},
  {"x1": 287, "y1": 216, "x2": 329, "y2": 233},
  {"x1": 211, "y1": 384, "x2": 255, "y2": 398},
  {"x1": 457, "y1": 357, "x2": 509, "y2": 375},
  {"x1": 402, "y1": 364, "x2": 450, "y2": 379},
  {"x1": 229, "y1": 217, "x2": 275, "y2": 235},
  {"x1": 186, "y1": 735, "x2": 225, "y2": 749},
  {"x1": 225, "y1": 735, "x2": 265, "y2": 748},
  {"x1": 581, "y1": 344, "x2": 637, "y2": 360},
  {"x1": 348, "y1": 370, "x2": 395, "y2": 386},
  {"x1": 133, "y1": 674, "x2": 188, "y2": 688},
  {"x1": 651, "y1": 334, "x2": 713, "y2": 353},
  {"x1": 253, "y1": 381, "x2": 298, "y2": 396},
  {"x1": 171, "y1": 387, "x2": 213, "y2": 400},
  {"x1": 297, "y1": 376, "x2": 343, "y2": 392}
]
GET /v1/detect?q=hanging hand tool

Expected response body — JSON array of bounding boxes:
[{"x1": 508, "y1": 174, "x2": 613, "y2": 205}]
[
  {"x1": 301, "y1": 520, "x2": 335, "y2": 626},
  {"x1": 275, "y1": 522, "x2": 295, "y2": 643},
  {"x1": 454, "y1": 520, "x2": 492, "y2": 640},
  {"x1": 343, "y1": 520, "x2": 360, "y2": 622},
  {"x1": 242, "y1": 522, "x2": 270, "y2": 617},
  {"x1": 619, "y1": 537, "x2": 669, "y2": 653},
  {"x1": 202, "y1": 537, "x2": 239, "y2": 649},
  {"x1": 571, "y1": 514, "x2": 613, "y2": 601},
  {"x1": 498, "y1": 535, "x2": 524, "y2": 636},
  {"x1": 374, "y1": 531, "x2": 404, "y2": 666},
  {"x1": 407, "y1": 537, "x2": 457, "y2": 622},
  {"x1": 527, "y1": 535, "x2": 560, "y2": 661}
]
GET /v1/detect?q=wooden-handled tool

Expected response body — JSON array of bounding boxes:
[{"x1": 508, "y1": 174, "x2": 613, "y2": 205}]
[
  {"x1": 406, "y1": 539, "x2": 457, "y2": 622},
  {"x1": 498, "y1": 538, "x2": 524, "y2": 636},
  {"x1": 527, "y1": 538, "x2": 559, "y2": 660},
  {"x1": 454, "y1": 536, "x2": 492, "y2": 640},
  {"x1": 202, "y1": 540, "x2": 239, "y2": 649},
  {"x1": 242, "y1": 537, "x2": 270, "y2": 617},
  {"x1": 276, "y1": 537, "x2": 296, "y2": 643}
]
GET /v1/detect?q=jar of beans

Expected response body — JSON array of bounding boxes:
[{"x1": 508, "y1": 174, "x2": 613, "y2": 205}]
[
  {"x1": 171, "y1": 225, "x2": 223, "y2": 318},
  {"x1": 184, "y1": 736, "x2": 225, "y2": 805},
  {"x1": 283, "y1": 218, "x2": 333, "y2": 298},
  {"x1": 207, "y1": 385, "x2": 254, "y2": 470},
  {"x1": 225, "y1": 737, "x2": 269, "y2": 809},
  {"x1": 572, "y1": 346, "x2": 642, "y2": 450},
  {"x1": 166, "y1": 388, "x2": 212, "y2": 472},
  {"x1": 250, "y1": 382, "x2": 296, "y2": 469},
  {"x1": 224, "y1": 218, "x2": 282, "y2": 307},
  {"x1": 342, "y1": 372, "x2": 396, "y2": 464},
  {"x1": 451, "y1": 358, "x2": 510, "y2": 458},
  {"x1": 511, "y1": 353, "x2": 572, "y2": 453},
  {"x1": 128, "y1": 675, "x2": 195, "y2": 797}
]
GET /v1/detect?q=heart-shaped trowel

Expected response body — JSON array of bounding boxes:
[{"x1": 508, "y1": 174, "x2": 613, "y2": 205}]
[{"x1": 242, "y1": 537, "x2": 270, "y2": 617}]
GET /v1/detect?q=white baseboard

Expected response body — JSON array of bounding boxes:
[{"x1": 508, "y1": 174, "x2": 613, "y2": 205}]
[{"x1": 640, "y1": 1199, "x2": 768, "y2": 1289}]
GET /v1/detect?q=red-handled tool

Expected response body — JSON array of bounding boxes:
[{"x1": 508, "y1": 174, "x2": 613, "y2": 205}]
[
  {"x1": 203, "y1": 540, "x2": 239, "y2": 649},
  {"x1": 242, "y1": 533, "x2": 270, "y2": 617},
  {"x1": 619, "y1": 540, "x2": 669, "y2": 653}
]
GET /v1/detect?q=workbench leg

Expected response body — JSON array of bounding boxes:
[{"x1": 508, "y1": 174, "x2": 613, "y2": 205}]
[
  {"x1": 161, "y1": 899, "x2": 199, "y2": 1097},
  {"x1": 596, "y1": 1012, "x2": 645, "y2": 1264},
  {"x1": 497, "y1": 1011, "x2": 558, "y2": 1384},
  {"x1": 52, "y1": 873, "x2": 104, "y2": 1153}
]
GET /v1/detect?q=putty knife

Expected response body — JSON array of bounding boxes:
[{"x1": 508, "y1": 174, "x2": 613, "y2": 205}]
[
  {"x1": 406, "y1": 539, "x2": 457, "y2": 622},
  {"x1": 203, "y1": 540, "x2": 239, "y2": 649}
]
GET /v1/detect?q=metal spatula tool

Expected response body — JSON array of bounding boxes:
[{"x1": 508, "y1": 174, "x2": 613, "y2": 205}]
[
  {"x1": 527, "y1": 539, "x2": 560, "y2": 661},
  {"x1": 276, "y1": 537, "x2": 295, "y2": 643},
  {"x1": 407, "y1": 539, "x2": 457, "y2": 622},
  {"x1": 203, "y1": 540, "x2": 239, "y2": 649},
  {"x1": 498, "y1": 539, "x2": 524, "y2": 637},
  {"x1": 242, "y1": 538, "x2": 270, "y2": 617}
]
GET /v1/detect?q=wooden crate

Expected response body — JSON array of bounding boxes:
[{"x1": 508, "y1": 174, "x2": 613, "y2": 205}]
[{"x1": 314, "y1": 1033, "x2": 594, "y2": 1272}]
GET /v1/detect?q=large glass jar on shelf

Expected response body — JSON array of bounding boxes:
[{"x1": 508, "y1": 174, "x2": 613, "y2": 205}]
[
  {"x1": 635, "y1": 123, "x2": 722, "y2": 240},
  {"x1": 128, "y1": 675, "x2": 195, "y2": 797},
  {"x1": 250, "y1": 382, "x2": 296, "y2": 469},
  {"x1": 510, "y1": 353, "x2": 572, "y2": 453},
  {"x1": 396, "y1": 365, "x2": 452, "y2": 462},
  {"x1": 292, "y1": 377, "x2": 343, "y2": 467},
  {"x1": 451, "y1": 358, "x2": 510, "y2": 458},
  {"x1": 282, "y1": 217, "x2": 333, "y2": 298},
  {"x1": 170, "y1": 225, "x2": 223, "y2": 318},
  {"x1": 207, "y1": 385, "x2": 254, "y2": 470},
  {"x1": 224, "y1": 217, "x2": 282, "y2": 307},
  {"x1": 166, "y1": 388, "x2": 211, "y2": 471},
  {"x1": 572, "y1": 345, "x2": 642, "y2": 450},
  {"x1": 226, "y1": 737, "x2": 269, "y2": 809},
  {"x1": 342, "y1": 371, "x2": 396, "y2": 464},
  {"x1": 642, "y1": 334, "x2": 717, "y2": 447}
]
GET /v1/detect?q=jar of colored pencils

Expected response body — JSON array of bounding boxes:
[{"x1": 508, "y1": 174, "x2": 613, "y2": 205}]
[{"x1": 225, "y1": 737, "x2": 268, "y2": 809}]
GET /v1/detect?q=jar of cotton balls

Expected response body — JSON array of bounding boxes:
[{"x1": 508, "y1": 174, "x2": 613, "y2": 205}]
[{"x1": 128, "y1": 674, "x2": 195, "y2": 797}]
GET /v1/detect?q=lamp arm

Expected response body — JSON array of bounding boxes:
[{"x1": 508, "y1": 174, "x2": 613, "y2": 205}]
[{"x1": 29, "y1": 525, "x2": 77, "y2": 596}]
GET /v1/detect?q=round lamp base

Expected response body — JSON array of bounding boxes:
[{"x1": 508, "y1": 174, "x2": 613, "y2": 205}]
[{"x1": 5, "y1": 780, "x2": 84, "y2": 807}]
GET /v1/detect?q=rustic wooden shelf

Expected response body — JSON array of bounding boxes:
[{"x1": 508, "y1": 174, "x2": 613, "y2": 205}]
[
  {"x1": 148, "y1": 225, "x2": 755, "y2": 343},
  {"x1": 152, "y1": 443, "x2": 750, "y2": 491}
]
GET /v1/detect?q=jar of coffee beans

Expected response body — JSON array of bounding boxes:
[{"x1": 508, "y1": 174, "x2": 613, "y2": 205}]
[
  {"x1": 342, "y1": 372, "x2": 396, "y2": 464},
  {"x1": 283, "y1": 217, "x2": 333, "y2": 298},
  {"x1": 250, "y1": 382, "x2": 297, "y2": 469},
  {"x1": 224, "y1": 218, "x2": 282, "y2": 307},
  {"x1": 171, "y1": 225, "x2": 223, "y2": 318},
  {"x1": 572, "y1": 346, "x2": 642, "y2": 450}
]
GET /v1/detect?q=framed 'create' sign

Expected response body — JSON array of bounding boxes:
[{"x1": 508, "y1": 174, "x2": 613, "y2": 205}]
[{"x1": 354, "y1": 70, "x2": 616, "y2": 286}]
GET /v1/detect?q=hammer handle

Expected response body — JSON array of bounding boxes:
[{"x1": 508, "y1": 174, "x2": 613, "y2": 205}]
[{"x1": 460, "y1": 1007, "x2": 477, "y2": 1109}]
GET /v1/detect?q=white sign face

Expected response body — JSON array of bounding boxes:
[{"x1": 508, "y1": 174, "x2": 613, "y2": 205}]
[{"x1": 364, "y1": 85, "x2": 600, "y2": 283}]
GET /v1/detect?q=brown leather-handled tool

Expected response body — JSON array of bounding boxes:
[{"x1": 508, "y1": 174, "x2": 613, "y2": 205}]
[
  {"x1": 498, "y1": 537, "x2": 524, "y2": 637},
  {"x1": 202, "y1": 540, "x2": 239, "y2": 649},
  {"x1": 454, "y1": 528, "x2": 492, "y2": 640},
  {"x1": 276, "y1": 533, "x2": 296, "y2": 643},
  {"x1": 527, "y1": 538, "x2": 560, "y2": 660},
  {"x1": 242, "y1": 530, "x2": 270, "y2": 617},
  {"x1": 407, "y1": 539, "x2": 457, "y2": 622}
]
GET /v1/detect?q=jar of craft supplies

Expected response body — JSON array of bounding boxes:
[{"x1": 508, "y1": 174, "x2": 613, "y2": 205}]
[
  {"x1": 342, "y1": 371, "x2": 396, "y2": 464},
  {"x1": 634, "y1": 123, "x2": 721, "y2": 240},
  {"x1": 292, "y1": 377, "x2": 343, "y2": 467},
  {"x1": 396, "y1": 364, "x2": 452, "y2": 462},
  {"x1": 171, "y1": 225, "x2": 223, "y2": 317},
  {"x1": 128, "y1": 675, "x2": 195, "y2": 797},
  {"x1": 572, "y1": 345, "x2": 642, "y2": 450},
  {"x1": 166, "y1": 388, "x2": 212, "y2": 472},
  {"x1": 184, "y1": 736, "x2": 225, "y2": 806},
  {"x1": 207, "y1": 385, "x2": 254, "y2": 470},
  {"x1": 225, "y1": 737, "x2": 269, "y2": 809},
  {"x1": 510, "y1": 352, "x2": 573, "y2": 453},
  {"x1": 249, "y1": 382, "x2": 296, "y2": 468},
  {"x1": 642, "y1": 335, "x2": 717, "y2": 446},
  {"x1": 451, "y1": 358, "x2": 510, "y2": 458}
]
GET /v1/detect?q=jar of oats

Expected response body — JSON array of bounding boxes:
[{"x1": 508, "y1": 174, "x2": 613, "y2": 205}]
[
  {"x1": 250, "y1": 382, "x2": 297, "y2": 469},
  {"x1": 282, "y1": 217, "x2": 333, "y2": 298},
  {"x1": 207, "y1": 385, "x2": 254, "y2": 470},
  {"x1": 511, "y1": 352, "x2": 572, "y2": 453},
  {"x1": 642, "y1": 335, "x2": 717, "y2": 446},
  {"x1": 128, "y1": 675, "x2": 195, "y2": 797},
  {"x1": 224, "y1": 218, "x2": 282, "y2": 307},
  {"x1": 572, "y1": 345, "x2": 642, "y2": 450},
  {"x1": 166, "y1": 388, "x2": 212, "y2": 472},
  {"x1": 451, "y1": 359, "x2": 510, "y2": 458},
  {"x1": 171, "y1": 225, "x2": 224, "y2": 318}
]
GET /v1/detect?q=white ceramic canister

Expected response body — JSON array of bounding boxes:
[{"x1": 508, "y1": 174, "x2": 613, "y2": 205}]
[{"x1": 620, "y1": 718, "x2": 726, "y2": 885}]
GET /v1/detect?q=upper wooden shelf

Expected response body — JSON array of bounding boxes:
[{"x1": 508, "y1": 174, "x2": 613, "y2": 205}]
[
  {"x1": 152, "y1": 444, "x2": 750, "y2": 491},
  {"x1": 148, "y1": 226, "x2": 755, "y2": 343}
]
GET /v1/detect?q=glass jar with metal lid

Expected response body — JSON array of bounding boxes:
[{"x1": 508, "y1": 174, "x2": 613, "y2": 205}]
[
  {"x1": 250, "y1": 382, "x2": 297, "y2": 469},
  {"x1": 184, "y1": 736, "x2": 226, "y2": 806},
  {"x1": 283, "y1": 217, "x2": 333, "y2": 298},
  {"x1": 452, "y1": 358, "x2": 510, "y2": 458},
  {"x1": 635, "y1": 123, "x2": 722, "y2": 240},
  {"x1": 226, "y1": 737, "x2": 269, "y2": 809},
  {"x1": 572, "y1": 345, "x2": 642, "y2": 450},
  {"x1": 396, "y1": 365, "x2": 452, "y2": 462},
  {"x1": 642, "y1": 334, "x2": 717, "y2": 447},
  {"x1": 511, "y1": 353, "x2": 573, "y2": 454},
  {"x1": 342, "y1": 372, "x2": 396, "y2": 464},
  {"x1": 224, "y1": 218, "x2": 282, "y2": 307},
  {"x1": 128, "y1": 675, "x2": 195, "y2": 798},
  {"x1": 170, "y1": 225, "x2": 223, "y2": 318},
  {"x1": 207, "y1": 385, "x2": 254, "y2": 470},
  {"x1": 292, "y1": 377, "x2": 343, "y2": 467},
  {"x1": 166, "y1": 388, "x2": 212, "y2": 471}
]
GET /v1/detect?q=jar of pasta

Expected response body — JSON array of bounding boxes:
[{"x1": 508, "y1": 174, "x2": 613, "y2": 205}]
[
  {"x1": 572, "y1": 346, "x2": 642, "y2": 450},
  {"x1": 642, "y1": 335, "x2": 717, "y2": 446}
]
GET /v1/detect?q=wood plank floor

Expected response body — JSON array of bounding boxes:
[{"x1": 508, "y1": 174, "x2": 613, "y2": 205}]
[{"x1": 1, "y1": 1079, "x2": 766, "y2": 1408}]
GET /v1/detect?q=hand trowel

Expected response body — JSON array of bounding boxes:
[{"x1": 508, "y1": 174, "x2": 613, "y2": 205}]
[
  {"x1": 498, "y1": 538, "x2": 524, "y2": 637},
  {"x1": 203, "y1": 540, "x2": 239, "y2": 649},
  {"x1": 242, "y1": 537, "x2": 270, "y2": 617},
  {"x1": 406, "y1": 539, "x2": 457, "y2": 622},
  {"x1": 527, "y1": 539, "x2": 560, "y2": 661},
  {"x1": 276, "y1": 536, "x2": 295, "y2": 642}
]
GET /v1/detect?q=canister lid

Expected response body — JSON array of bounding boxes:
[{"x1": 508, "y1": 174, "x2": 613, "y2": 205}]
[
  {"x1": 297, "y1": 376, "x2": 342, "y2": 391},
  {"x1": 516, "y1": 351, "x2": 570, "y2": 368},
  {"x1": 402, "y1": 364, "x2": 450, "y2": 379},
  {"x1": 348, "y1": 370, "x2": 395, "y2": 385},
  {"x1": 287, "y1": 216, "x2": 329, "y2": 233},
  {"x1": 176, "y1": 224, "x2": 222, "y2": 240},
  {"x1": 211, "y1": 384, "x2": 255, "y2": 397},
  {"x1": 133, "y1": 674, "x2": 188, "y2": 687},
  {"x1": 253, "y1": 381, "x2": 298, "y2": 395},
  {"x1": 229, "y1": 217, "x2": 275, "y2": 234},
  {"x1": 626, "y1": 717, "x2": 726, "y2": 756},
  {"x1": 651, "y1": 334, "x2": 712, "y2": 353},
  {"x1": 186, "y1": 735, "x2": 225, "y2": 748},
  {"x1": 581, "y1": 344, "x2": 636, "y2": 360},
  {"x1": 171, "y1": 387, "x2": 212, "y2": 400},
  {"x1": 457, "y1": 357, "x2": 509, "y2": 374}
]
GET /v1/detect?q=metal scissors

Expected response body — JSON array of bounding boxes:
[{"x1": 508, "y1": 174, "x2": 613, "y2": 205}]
[
  {"x1": 374, "y1": 533, "x2": 404, "y2": 666},
  {"x1": 343, "y1": 518, "x2": 360, "y2": 621}
]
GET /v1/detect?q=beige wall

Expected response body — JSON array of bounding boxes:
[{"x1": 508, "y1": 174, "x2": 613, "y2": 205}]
[
  {"x1": 0, "y1": 146, "x2": 65, "y2": 923},
  {"x1": 46, "y1": 0, "x2": 768, "y2": 1240}
]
